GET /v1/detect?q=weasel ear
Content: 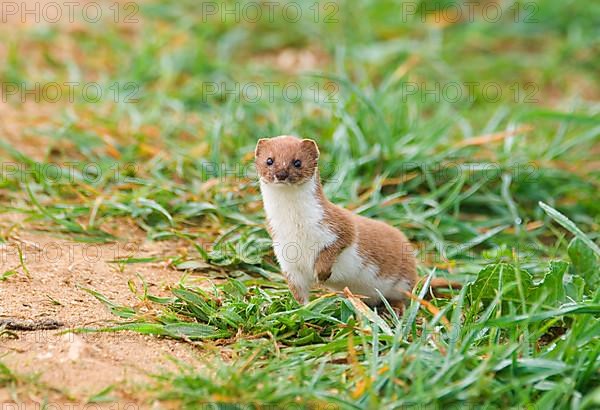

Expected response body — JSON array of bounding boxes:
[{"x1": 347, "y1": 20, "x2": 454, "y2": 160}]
[
  {"x1": 301, "y1": 139, "x2": 320, "y2": 160},
  {"x1": 255, "y1": 138, "x2": 269, "y2": 157}
]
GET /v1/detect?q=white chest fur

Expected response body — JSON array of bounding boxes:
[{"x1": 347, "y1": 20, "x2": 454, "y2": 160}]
[{"x1": 260, "y1": 176, "x2": 336, "y2": 282}]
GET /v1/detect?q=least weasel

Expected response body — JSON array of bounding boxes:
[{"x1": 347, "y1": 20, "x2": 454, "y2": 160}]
[{"x1": 255, "y1": 135, "x2": 422, "y2": 306}]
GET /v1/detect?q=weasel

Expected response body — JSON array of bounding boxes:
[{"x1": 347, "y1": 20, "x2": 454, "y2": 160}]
[{"x1": 255, "y1": 135, "x2": 426, "y2": 306}]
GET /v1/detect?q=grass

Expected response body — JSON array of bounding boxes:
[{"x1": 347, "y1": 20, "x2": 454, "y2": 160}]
[
  {"x1": 0, "y1": 361, "x2": 63, "y2": 401},
  {"x1": 0, "y1": 0, "x2": 599, "y2": 408}
]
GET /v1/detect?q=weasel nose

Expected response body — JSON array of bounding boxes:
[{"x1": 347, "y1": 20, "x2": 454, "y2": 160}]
[{"x1": 275, "y1": 170, "x2": 289, "y2": 181}]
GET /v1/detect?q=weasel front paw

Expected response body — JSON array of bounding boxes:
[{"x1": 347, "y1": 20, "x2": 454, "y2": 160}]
[
  {"x1": 284, "y1": 273, "x2": 310, "y2": 305},
  {"x1": 288, "y1": 283, "x2": 308, "y2": 304}
]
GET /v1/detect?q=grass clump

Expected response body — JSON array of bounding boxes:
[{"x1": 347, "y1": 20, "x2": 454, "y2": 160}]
[{"x1": 82, "y1": 244, "x2": 600, "y2": 408}]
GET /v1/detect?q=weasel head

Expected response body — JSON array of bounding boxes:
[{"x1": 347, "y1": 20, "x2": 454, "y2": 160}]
[{"x1": 255, "y1": 135, "x2": 320, "y2": 186}]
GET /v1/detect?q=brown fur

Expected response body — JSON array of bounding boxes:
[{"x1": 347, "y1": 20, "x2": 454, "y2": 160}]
[
  {"x1": 425, "y1": 277, "x2": 463, "y2": 299},
  {"x1": 255, "y1": 136, "x2": 319, "y2": 185},
  {"x1": 314, "y1": 183, "x2": 355, "y2": 281},
  {"x1": 354, "y1": 215, "x2": 417, "y2": 282}
]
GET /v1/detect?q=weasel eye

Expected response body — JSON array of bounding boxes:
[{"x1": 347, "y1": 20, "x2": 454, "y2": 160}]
[
  {"x1": 293, "y1": 159, "x2": 302, "y2": 168},
  {"x1": 266, "y1": 158, "x2": 274, "y2": 166}
]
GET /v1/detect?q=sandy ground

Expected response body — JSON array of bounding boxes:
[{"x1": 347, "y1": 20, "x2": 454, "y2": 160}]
[{"x1": 0, "y1": 214, "x2": 202, "y2": 405}]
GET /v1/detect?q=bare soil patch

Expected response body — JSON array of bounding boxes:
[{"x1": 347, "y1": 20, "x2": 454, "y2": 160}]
[{"x1": 0, "y1": 215, "x2": 199, "y2": 404}]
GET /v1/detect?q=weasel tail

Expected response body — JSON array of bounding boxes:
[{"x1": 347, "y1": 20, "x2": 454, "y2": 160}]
[{"x1": 256, "y1": 135, "x2": 460, "y2": 306}]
